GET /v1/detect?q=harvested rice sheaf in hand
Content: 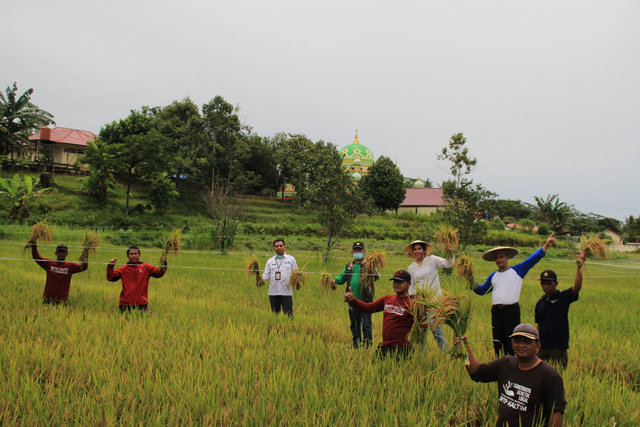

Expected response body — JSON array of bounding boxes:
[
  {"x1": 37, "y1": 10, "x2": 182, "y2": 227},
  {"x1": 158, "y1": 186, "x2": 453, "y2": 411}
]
[
  {"x1": 579, "y1": 233, "x2": 608, "y2": 264},
  {"x1": 320, "y1": 273, "x2": 336, "y2": 291},
  {"x1": 245, "y1": 257, "x2": 265, "y2": 287},
  {"x1": 455, "y1": 255, "x2": 475, "y2": 288},
  {"x1": 408, "y1": 289, "x2": 437, "y2": 346},
  {"x1": 162, "y1": 228, "x2": 183, "y2": 258},
  {"x1": 24, "y1": 220, "x2": 53, "y2": 253},
  {"x1": 434, "y1": 223, "x2": 459, "y2": 259},
  {"x1": 419, "y1": 293, "x2": 471, "y2": 364},
  {"x1": 361, "y1": 251, "x2": 386, "y2": 292},
  {"x1": 289, "y1": 267, "x2": 306, "y2": 291},
  {"x1": 79, "y1": 231, "x2": 99, "y2": 261}
]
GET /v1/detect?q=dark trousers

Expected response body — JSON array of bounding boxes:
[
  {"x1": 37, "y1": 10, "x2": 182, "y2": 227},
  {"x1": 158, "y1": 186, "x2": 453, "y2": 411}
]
[
  {"x1": 119, "y1": 305, "x2": 148, "y2": 313},
  {"x1": 491, "y1": 303, "x2": 520, "y2": 356},
  {"x1": 348, "y1": 307, "x2": 372, "y2": 348},
  {"x1": 269, "y1": 295, "x2": 293, "y2": 317},
  {"x1": 539, "y1": 348, "x2": 568, "y2": 369},
  {"x1": 376, "y1": 344, "x2": 412, "y2": 360},
  {"x1": 43, "y1": 298, "x2": 65, "y2": 305}
]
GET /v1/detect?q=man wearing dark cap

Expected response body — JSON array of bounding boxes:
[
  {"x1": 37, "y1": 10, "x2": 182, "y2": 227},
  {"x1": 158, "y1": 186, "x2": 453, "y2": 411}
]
[
  {"x1": 454, "y1": 323, "x2": 566, "y2": 427},
  {"x1": 344, "y1": 270, "x2": 415, "y2": 358},
  {"x1": 535, "y1": 252, "x2": 585, "y2": 368},
  {"x1": 334, "y1": 241, "x2": 379, "y2": 348},
  {"x1": 470, "y1": 233, "x2": 555, "y2": 356},
  {"x1": 28, "y1": 236, "x2": 89, "y2": 304}
]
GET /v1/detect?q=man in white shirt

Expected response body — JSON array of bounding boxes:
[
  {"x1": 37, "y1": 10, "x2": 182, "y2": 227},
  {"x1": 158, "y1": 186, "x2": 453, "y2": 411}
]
[
  {"x1": 471, "y1": 233, "x2": 555, "y2": 356},
  {"x1": 262, "y1": 238, "x2": 298, "y2": 317}
]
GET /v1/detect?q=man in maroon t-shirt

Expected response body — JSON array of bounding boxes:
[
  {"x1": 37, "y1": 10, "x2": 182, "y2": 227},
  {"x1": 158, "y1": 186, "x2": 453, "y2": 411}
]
[
  {"x1": 107, "y1": 245, "x2": 167, "y2": 312},
  {"x1": 29, "y1": 237, "x2": 88, "y2": 304},
  {"x1": 344, "y1": 269, "x2": 415, "y2": 359}
]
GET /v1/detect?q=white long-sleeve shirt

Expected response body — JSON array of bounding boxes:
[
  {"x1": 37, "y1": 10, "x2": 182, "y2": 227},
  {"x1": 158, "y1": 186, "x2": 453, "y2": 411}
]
[
  {"x1": 262, "y1": 253, "x2": 298, "y2": 296},
  {"x1": 407, "y1": 255, "x2": 455, "y2": 296}
]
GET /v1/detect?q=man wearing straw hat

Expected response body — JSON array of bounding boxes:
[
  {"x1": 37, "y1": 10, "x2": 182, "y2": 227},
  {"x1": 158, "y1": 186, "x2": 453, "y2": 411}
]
[
  {"x1": 262, "y1": 238, "x2": 297, "y2": 317},
  {"x1": 453, "y1": 323, "x2": 565, "y2": 427},
  {"x1": 471, "y1": 234, "x2": 555, "y2": 356},
  {"x1": 28, "y1": 237, "x2": 89, "y2": 304},
  {"x1": 405, "y1": 239, "x2": 454, "y2": 350},
  {"x1": 334, "y1": 241, "x2": 379, "y2": 348}
]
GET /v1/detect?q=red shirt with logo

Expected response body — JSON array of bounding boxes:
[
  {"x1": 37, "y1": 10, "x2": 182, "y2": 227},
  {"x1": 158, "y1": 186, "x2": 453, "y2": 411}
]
[
  {"x1": 106, "y1": 262, "x2": 166, "y2": 306},
  {"x1": 32, "y1": 245, "x2": 87, "y2": 302},
  {"x1": 349, "y1": 294, "x2": 414, "y2": 347}
]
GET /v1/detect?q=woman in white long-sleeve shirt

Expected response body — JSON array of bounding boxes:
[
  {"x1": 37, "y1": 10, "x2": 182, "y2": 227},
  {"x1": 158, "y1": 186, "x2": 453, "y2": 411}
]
[{"x1": 406, "y1": 240, "x2": 455, "y2": 350}]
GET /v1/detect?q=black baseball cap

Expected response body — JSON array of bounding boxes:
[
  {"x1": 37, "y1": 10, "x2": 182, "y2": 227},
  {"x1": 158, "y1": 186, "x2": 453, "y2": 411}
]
[
  {"x1": 352, "y1": 241, "x2": 364, "y2": 250},
  {"x1": 389, "y1": 270, "x2": 411, "y2": 282},
  {"x1": 539, "y1": 270, "x2": 557, "y2": 282},
  {"x1": 55, "y1": 244, "x2": 68, "y2": 253}
]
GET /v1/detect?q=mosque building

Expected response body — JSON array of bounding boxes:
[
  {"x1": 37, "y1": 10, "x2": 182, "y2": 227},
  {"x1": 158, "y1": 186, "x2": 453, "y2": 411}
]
[{"x1": 339, "y1": 130, "x2": 376, "y2": 180}]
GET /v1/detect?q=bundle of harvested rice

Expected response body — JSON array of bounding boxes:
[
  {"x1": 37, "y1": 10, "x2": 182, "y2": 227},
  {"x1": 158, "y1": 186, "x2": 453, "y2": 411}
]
[
  {"x1": 361, "y1": 251, "x2": 386, "y2": 292},
  {"x1": 320, "y1": 273, "x2": 336, "y2": 291},
  {"x1": 289, "y1": 267, "x2": 306, "y2": 291},
  {"x1": 579, "y1": 233, "x2": 608, "y2": 264},
  {"x1": 24, "y1": 220, "x2": 53, "y2": 253},
  {"x1": 245, "y1": 257, "x2": 265, "y2": 287},
  {"x1": 79, "y1": 231, "x2": 99, "y2": 262},
  {"x1": 434, "y1": 223, "x2": 459, "y2": 259},
  {"x1": 417, "y1": 293, "x2": 471, "y2": 364},
  {"x1": 407, "y1": 289, "x2": 436, "y2": 347},
  {"x1": 455, "y1": 255, "x2": 475, "y2": 288},
  {"x1": 161, "y1": 227, "x2": 183, "y2": 258}
]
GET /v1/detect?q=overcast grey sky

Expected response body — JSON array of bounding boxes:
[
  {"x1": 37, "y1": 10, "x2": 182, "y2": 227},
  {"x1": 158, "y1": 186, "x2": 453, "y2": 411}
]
[{"x1": 4, "y1": 1, "x2": 639, "y2": 220}]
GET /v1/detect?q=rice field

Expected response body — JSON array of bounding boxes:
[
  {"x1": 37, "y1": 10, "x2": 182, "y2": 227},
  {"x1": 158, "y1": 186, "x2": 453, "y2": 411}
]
[{"x1": 0, "y1": 235, "x2": 639, "y2": 425}]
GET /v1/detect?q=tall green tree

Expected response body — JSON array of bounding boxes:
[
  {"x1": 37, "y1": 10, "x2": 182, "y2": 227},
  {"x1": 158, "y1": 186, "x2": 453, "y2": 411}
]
[
  {"x1": 0, "y1": 82, "x2": 55, "y2": 156},
  {"x1": 534, "y1": 194, "x2": 572, "y2": 234},
  {"x1": 361, "y1": 156, "x2": 405, "y2": 212},
  {"x1": 438, "y1": 133, "x2": 494, "y2": 244}
]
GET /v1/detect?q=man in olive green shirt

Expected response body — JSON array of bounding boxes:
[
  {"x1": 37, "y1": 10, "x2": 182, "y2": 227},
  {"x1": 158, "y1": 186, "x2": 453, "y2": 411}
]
[{"x1": 334, "y1": 241, "x2": 378, "y2": 348}]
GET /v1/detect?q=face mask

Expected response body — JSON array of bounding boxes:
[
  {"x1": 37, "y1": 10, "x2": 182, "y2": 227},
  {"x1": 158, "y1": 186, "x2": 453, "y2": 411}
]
[
  {"x1": 353, "y1": 253, "x2": 364, "y2": 260},
  {"x1": 275, "y1": 254, "x2": 284, "y2": 259}
]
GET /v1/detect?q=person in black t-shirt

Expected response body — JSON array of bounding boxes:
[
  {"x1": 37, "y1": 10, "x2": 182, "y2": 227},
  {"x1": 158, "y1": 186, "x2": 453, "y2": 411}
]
[
  {"x1": 454, "y1": 324, "x2": 565, "y2": 427},
  {"x1": 534, "y1": 252, "x2": 585, "y2": 368}
]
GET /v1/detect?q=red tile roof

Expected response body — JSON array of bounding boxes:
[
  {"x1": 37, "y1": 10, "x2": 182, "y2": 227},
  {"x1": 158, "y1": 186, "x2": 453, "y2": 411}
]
[
  {"x1": 400, "y1": 188, "x2": 445, "y2": 207},
  {"x1": 28, "y1": 127, "x2": 97, "y2": 147}
]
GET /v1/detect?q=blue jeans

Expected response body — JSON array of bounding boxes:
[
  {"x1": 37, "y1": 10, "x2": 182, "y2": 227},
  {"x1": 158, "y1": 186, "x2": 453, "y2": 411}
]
[
  {"x1": 349, "y1": 307, "x2": 372, "y2": 348},
  {"x1": 420, "y1": 319, "x2": 447, "y2": 351}
]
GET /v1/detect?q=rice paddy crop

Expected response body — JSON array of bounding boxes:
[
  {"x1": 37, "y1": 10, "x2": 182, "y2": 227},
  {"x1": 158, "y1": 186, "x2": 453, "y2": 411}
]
[
  {"x1": 434, "y1": 223, "x2": 459, "y2": 258},
  {"x1": 0, "y1": 234, "x2": 639, "y2": 425},
  {"x1": 362, "y1": 251, "x2": 386, "y2": 293},
  {"x1": 23, "y1": 220, "x2": 53, "y2": 253},
  {"x1": 579, "y1": 233, "x2": 608, "y2": 263},
  {"x1": 289, "y1": 266, "x2": 306, "y2": 290},
  {"x1": 455, "y1": 255, "x2": 475, "y2": 286}
]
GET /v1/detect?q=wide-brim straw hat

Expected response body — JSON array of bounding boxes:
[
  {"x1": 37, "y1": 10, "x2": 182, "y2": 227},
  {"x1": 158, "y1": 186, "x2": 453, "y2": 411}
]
[
  {"x1": 482, "y1": 246, "x2": 518, "y2": 261},
  {"x1": 405, "y1": 240, "x2": 434, "y2": 257}
]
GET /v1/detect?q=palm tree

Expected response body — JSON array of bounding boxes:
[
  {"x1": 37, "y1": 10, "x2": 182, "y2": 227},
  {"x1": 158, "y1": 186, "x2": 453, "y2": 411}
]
[{"x1": 0, "y1": 82, "x2": 55, "y2": 156}]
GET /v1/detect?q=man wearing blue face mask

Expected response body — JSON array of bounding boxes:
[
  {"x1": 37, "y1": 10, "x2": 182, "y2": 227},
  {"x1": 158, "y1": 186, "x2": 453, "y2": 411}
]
[{"x1": 333, "y1": 241, "x2": 379, "y2": 348}]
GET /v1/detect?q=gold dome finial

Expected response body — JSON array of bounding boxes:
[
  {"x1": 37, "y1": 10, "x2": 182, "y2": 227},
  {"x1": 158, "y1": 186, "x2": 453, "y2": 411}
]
[{"x1": 353, "y1": 129, "x2": 360, "y2": 144}]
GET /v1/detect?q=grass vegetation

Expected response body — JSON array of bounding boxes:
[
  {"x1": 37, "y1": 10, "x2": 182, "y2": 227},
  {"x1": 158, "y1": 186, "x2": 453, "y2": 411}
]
[{"x1": 0, "y1": 235, "x2": 638, "y2": 425}]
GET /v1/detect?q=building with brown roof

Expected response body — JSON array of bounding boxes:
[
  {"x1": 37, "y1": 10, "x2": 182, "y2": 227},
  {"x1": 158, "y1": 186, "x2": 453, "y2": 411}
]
[
  {"x1": 25, "y1": 126, "x2": 97, "y2": 171},
  {"x1": 397, "y1": 187, "x2": 446, "y2": 215}
]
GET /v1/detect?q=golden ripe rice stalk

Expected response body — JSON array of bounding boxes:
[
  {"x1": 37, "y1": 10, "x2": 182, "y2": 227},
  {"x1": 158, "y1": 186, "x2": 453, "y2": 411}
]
[
  {"x1": 245, "y1": 257, "x2": 265, "y2": 287},
  {"x1": 79, "y1": 231, "x2": 99, "y2": 261},
  {"x1": 408, "y1": 289, "x2": 437, "y2": 346},
  {"x1": 24, "y1": 220, "x2": 53, "y2": 253},
  {"x1": 427, "y1": 293, "x2": 471, "y2": 364},
  {"x1": 162, "y1": 227, "x2": 183, "y2": 257},
  {"x1": 434, "y1": 223, "x2": 459, "y2": 258},
  {"x1": 289, "y1": 266, "x2": 307, "y2": 290},
  {"x1": 455, "y1": 255, "x2": 475, "y2": 287},
  {"x1": 361, "y1": 251, "x2": 386, "y2": 292},
  {"x1": 579, "y1": 233, "x2": 608, "y2": 263},
  {"x1": 320, "y1": 273, "x2": 336, "y2": 291}
]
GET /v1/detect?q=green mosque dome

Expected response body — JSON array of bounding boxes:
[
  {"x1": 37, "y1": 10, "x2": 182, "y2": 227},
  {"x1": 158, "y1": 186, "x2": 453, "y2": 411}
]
[{"x1": 340, "y1": 130, "x2": 375, "y2": 176}]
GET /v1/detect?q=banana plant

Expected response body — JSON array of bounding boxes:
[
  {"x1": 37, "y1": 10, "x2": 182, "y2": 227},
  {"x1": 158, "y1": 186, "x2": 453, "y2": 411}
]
[{"x1": 0, "y1": 174, "x2": 50, "y2": 221}]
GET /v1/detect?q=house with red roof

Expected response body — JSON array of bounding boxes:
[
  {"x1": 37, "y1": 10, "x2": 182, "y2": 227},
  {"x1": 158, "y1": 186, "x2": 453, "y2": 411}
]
[
  {"x1": 25, "y1": 126, "x2": 97, "y2": 171},
  {"x1": 397, "y1": 187, "x2": 446, "y2": 215}
]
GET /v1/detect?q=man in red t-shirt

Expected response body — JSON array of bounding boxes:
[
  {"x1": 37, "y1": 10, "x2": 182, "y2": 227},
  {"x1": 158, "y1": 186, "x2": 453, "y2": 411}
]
[
  {"x1": 107, "y1": 246, "x2": 167, "y2": 312},
  {"x1": 344, "y1": 269, "x2": 415, "y2": 358},
  {"x1": 29, "y1": 237, "x2": 88, "y2": 304}
]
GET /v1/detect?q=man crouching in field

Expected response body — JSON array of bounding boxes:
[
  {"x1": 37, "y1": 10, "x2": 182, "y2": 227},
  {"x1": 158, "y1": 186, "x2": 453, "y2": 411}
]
[
  {"x1": 107, "y1": 246, "x2": 167, "y2": 312},
  {"x1": 454, "y1": 324, "x2": 565, "y2": 427},
  {"x1": 344, "y1": 270, "x2": 415, "y2": 359},
  {"x1": 29, "y1": 236, "x2": 89, "y2": 305}
]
